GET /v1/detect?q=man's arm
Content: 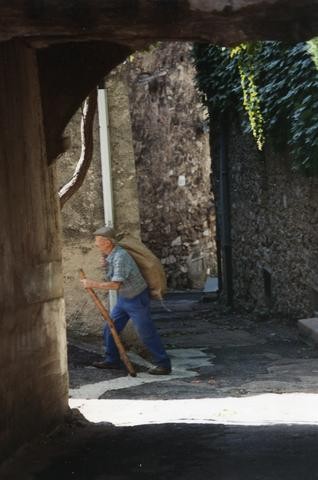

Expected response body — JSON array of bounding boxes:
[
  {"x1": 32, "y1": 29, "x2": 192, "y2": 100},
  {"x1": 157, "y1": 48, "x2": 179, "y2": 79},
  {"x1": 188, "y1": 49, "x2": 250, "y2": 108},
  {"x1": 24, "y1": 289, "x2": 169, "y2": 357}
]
[{"x1": 81, "y1": 278, "x2": 122, "y2": 290}]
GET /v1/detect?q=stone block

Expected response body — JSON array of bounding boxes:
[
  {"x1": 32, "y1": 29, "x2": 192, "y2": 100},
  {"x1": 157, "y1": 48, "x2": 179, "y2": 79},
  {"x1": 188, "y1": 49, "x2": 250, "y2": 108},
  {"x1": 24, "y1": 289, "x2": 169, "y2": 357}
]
[{"x1": 298, "y1": 318, "x2": 318, "y2": 344}]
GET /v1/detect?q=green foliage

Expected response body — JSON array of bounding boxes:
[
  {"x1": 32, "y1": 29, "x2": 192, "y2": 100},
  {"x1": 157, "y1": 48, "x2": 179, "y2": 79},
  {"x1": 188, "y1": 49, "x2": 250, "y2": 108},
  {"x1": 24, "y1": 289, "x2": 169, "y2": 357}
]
[
  {"x1": 193, "y1": 40, "x2": 318, "y2": 174},
  {"x1": 231, "y1": 43, "x2": 265, "y2": 150},
  {"x1": 192, "y1": 44, "x2": 242, "y2": 119},
  {"x1": 308, "y1": 38, "x2": 318, "y2": 69}
]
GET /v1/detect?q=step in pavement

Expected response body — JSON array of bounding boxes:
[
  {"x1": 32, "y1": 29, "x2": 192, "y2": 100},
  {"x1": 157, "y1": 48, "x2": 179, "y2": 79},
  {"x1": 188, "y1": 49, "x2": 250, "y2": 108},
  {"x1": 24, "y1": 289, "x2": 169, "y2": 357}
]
[{"x1": 298, "y1": 317, "x2": 318, "y2": 344}]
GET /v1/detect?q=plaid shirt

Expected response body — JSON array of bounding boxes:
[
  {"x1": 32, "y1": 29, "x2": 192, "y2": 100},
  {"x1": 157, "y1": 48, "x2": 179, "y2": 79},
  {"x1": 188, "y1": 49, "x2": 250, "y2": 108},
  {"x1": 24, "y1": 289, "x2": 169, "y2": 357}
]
[{"x1": 105, "y1": 246, "x2": 147, "y2": 299}]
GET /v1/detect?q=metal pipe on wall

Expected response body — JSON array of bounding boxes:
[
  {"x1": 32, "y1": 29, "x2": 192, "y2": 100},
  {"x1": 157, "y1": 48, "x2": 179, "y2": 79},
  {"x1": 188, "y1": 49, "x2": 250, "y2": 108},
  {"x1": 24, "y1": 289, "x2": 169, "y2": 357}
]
[
  {"x1": 219, "y1": 116, "x2": 233, "y2": 307},
  {"x1": 97, "y1": 82, "x2": 117, "y2": 310},
  {"x1": 209, "y1": 111, "x2": 223, "y2": 294}
]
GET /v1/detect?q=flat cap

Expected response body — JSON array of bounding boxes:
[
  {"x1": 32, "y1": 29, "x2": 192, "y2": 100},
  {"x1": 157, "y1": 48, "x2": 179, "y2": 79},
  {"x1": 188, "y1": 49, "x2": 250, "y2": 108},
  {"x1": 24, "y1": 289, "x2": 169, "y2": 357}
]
[{"x1": 93, "y1": 226, "x2": 117, "y2": 240}]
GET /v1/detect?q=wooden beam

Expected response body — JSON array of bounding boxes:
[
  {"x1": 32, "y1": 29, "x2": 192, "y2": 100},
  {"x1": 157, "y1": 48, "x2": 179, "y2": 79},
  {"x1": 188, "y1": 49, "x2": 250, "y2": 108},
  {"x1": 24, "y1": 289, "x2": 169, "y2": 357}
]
[
  {"x1": 1, "y1": 0, "x2": 318, "y2": 46},
  {"x1": 37, "y1": 41, "x2": 132, "y2": 162}
]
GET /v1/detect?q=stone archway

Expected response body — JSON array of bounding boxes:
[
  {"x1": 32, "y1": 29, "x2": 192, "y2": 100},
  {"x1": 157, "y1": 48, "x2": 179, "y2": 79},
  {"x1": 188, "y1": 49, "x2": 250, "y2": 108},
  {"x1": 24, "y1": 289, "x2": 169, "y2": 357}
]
[{"x1": 1, "y1": 0, "x2": 318, "y2": 461}]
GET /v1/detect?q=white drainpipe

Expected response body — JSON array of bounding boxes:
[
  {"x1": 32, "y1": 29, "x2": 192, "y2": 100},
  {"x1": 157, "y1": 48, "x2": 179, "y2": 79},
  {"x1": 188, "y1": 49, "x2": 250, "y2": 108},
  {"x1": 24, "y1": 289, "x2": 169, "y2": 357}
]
[{"x1": 97, "y1": 84, "x2": 117, "y2": 310}]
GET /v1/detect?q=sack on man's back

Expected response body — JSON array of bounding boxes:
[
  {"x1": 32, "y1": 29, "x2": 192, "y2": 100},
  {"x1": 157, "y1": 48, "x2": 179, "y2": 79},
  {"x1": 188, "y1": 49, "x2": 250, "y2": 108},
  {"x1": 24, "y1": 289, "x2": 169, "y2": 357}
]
[{"x1": 117, "y1": 234, "x2": 167, "y2": 300}]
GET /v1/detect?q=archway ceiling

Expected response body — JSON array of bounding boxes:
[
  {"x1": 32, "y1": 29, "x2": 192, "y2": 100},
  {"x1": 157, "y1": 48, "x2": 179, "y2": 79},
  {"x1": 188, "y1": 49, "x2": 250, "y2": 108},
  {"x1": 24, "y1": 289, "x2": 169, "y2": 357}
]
[
  {"x1": 2, "y1": 0, "x2": 317, "y2": 162},
  {"x1": 3, "y1": 0, "x2": 318, "y2": 46}
]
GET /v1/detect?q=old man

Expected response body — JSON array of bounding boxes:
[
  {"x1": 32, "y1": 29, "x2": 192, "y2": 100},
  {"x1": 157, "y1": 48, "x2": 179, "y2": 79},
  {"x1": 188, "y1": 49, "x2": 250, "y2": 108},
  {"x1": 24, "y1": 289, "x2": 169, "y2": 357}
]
[{"x1": 80, "y1": 226, "x2": 171, "y2": 375}]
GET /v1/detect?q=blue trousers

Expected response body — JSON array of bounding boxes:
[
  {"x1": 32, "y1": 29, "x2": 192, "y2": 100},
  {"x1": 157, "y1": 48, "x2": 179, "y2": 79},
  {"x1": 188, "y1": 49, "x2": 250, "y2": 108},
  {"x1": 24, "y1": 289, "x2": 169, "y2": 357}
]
[{"x1": 103, "y1": 288, "x2": 171, "y2": 368}]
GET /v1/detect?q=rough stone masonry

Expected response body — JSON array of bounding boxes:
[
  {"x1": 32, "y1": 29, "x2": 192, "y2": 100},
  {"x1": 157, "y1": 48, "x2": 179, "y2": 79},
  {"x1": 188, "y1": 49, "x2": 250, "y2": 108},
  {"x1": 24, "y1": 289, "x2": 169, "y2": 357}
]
[{"x1": 127, "y1": 42, "x2": 217, "y2": 289}]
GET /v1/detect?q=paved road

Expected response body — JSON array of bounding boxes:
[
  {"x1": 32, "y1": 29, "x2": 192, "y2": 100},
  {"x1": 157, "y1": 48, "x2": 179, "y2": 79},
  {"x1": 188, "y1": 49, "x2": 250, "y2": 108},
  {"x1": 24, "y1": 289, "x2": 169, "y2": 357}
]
[
  {"x1": 35, "y1": 423, "x2": 318, "y2": 480},
  {"x1": 4, "y1": 422, "x2": 318, "y2": 479},
  {"x1": 2, "y1": 294, "x2": 318, "y2": 479},
  {"x1": 69, "y1": 293, "x2": 318, "y2": 400}
]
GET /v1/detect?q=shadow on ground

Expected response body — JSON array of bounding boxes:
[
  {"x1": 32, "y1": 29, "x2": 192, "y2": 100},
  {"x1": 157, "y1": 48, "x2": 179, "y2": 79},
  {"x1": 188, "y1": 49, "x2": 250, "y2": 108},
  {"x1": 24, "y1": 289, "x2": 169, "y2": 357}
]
[
  {"x1": 3, "y1": 293, "x2": 318, "y2": 479},
  {"x1": 3, "y1": 422, "x2": 318, "y2": 479}
]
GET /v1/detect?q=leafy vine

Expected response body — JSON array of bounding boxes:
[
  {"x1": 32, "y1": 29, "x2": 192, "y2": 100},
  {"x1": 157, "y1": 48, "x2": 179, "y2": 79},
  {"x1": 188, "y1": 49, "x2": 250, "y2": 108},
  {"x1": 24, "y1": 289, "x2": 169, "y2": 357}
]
[
  {"x1": 231, "y1": 43, "x2": 265, "y2": 150},
  {"x1": 193, "y1": 40, "x2": 318, "y2": 174}
]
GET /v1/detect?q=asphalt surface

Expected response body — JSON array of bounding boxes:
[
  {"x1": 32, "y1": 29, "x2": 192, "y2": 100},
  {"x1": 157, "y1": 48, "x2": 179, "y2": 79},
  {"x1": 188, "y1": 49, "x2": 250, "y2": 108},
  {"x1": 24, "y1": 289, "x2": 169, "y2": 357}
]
[
  {"x1": 2, "y1": 293, "x2": 318, "y2": 479},
  {"x1": 35, "y1": 424, "x2": 318, "y2": 480},
  {"x1": 69, "y1": 293, "x2": 318, "y2": 400}
]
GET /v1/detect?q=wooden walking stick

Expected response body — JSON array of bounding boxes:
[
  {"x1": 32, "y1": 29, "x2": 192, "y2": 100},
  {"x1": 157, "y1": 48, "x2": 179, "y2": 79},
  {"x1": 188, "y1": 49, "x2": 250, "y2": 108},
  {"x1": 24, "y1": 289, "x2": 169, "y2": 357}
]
[{"x1": 79, "y1": 268, "x2": 136, "y2": 377}]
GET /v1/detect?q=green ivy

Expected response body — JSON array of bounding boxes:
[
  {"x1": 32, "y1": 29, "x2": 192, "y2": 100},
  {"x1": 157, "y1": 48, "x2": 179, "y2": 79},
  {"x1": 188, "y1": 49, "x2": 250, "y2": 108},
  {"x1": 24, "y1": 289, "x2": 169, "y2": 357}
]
[
  {"x1": 193, "y1": 44, "x2": 242, "y2": 121},
  {"x1": 193, "y1": 40, "x2": 318, "y2": 174},
  {"x1": 308, "y1": 38, "x2": 318, "y2": 69},
  {"x1": 231, "y1": 42, "x2": 265, "y2": 150}
]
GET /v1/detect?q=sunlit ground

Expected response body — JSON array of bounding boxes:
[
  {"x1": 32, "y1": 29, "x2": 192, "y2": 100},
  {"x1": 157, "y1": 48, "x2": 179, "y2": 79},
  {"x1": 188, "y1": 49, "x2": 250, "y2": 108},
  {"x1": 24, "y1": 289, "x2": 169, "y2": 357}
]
[{"x1": 70, "y1": 393, "x2": 318, "y2": 426}]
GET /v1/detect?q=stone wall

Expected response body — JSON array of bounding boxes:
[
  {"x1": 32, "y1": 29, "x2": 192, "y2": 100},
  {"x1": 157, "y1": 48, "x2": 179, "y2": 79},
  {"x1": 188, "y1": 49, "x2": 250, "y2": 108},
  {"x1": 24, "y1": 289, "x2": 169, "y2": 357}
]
[
  {"x1": 0, "y1": 42, "x2": 68, "y2": 462},
  {"x1": 57, "y1": 110, "x2": 105, "y2": 341},
  {"x1": 58, "y1": 43, "x2": 218, "y2": 345},
  {"x1": 57, "y1": 73, "x2": 141, "y2": 343},
  {"x1": 228, "y1": 125, "x2": 318, "y2": 317},
  {"x1": 106, "y1": 72, "x2": 141, "y2": 239},
  {"x1": 127, "y1": 42, "x2": 216, "y2": 289}
]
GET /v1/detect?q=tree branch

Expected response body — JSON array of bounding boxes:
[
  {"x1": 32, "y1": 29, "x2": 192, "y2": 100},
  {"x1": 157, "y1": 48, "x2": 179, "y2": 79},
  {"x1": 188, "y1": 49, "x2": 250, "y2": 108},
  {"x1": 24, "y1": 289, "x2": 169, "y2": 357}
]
[{"x1": 59, "y1": 89, "x2": 97, "y2": 209}]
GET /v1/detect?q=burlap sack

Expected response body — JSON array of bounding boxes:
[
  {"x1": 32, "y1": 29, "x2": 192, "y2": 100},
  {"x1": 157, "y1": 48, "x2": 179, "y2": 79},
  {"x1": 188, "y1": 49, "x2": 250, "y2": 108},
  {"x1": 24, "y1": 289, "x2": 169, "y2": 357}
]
[{"x1": 117, "y1": 234, "x2": 167, "y2": 300}]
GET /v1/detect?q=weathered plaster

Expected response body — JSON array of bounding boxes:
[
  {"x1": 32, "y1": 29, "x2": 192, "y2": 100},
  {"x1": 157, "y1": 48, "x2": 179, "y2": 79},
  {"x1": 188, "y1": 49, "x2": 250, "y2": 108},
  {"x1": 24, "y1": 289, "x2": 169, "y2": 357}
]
[
  {"x1": 105, "y1": 72, "x2": 141, "y2": 239},
  {"x1": 58, "y1": 73, "x2": 142, "y2": 347},
  {"x1": 0, "y1": 41, "x2": 68, "y2": 462}
]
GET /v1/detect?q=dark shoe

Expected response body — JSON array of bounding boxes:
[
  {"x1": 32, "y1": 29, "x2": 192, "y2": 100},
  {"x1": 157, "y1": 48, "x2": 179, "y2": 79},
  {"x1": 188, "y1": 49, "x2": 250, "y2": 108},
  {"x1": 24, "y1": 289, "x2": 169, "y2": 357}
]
[
  {"x1": 92, "y1": 361, "x2": 122, "y2": 370},
  {"x1": 148, "y1": 365, "x2": 172, "y2": 376}
]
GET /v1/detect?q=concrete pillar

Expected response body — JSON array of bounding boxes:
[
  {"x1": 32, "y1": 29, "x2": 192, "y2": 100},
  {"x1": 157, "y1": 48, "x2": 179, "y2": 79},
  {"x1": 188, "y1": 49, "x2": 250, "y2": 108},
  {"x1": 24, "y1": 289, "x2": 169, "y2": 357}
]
[
  {"x1": 105, "y1": 71, "x2": 149, "y2": 356},
  {"x1": 0, "y1": 41, "x2": 68, "y2": 461},
  {"x1": 106, "y1": 72, "x2": 141, "y2": 238}
]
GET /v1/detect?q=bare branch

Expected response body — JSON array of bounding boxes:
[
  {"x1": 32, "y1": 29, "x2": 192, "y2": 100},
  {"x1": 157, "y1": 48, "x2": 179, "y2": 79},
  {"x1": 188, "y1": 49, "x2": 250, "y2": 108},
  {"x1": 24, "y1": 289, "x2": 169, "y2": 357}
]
[{"x1": 59, "y1": 89, "x2": 97, "y2": 209}]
